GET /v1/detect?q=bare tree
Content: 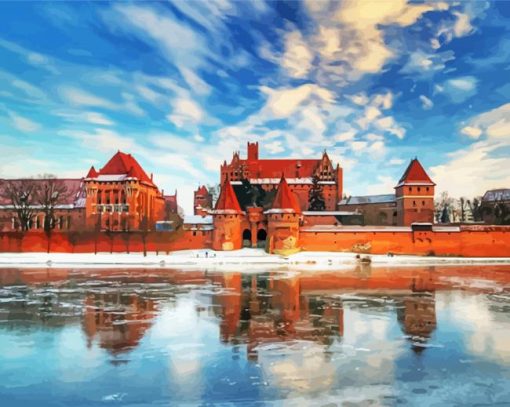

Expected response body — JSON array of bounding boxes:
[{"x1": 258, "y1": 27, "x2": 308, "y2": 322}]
[
  {"x1": 435, "y1": 191, "x2": 454, "y2": 223},
  {"x1": 0, "y1": 179, "x2": 37, "y2": 231},
  {"x1": 468, "y1": 197, "x2": 484, "y2": 222},
  {"x1": 206, "y1": 184, "x2": 220, "y2": 207},
  {"x1": 34, "y1": 175, "x2": 71, "y2": 232}
]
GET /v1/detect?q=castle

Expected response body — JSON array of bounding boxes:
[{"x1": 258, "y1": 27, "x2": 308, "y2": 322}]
[
  {"x1": 204, "y1": 142, "x2": 436, "y2": 253},
  {"x1": 1, "y1": 141, "x2": 509, "y2": 257}
]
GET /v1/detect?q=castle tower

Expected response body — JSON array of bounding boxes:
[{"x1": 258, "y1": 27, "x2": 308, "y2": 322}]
[
  {"x1": 211, "y1": 178, "x2": 244, "y2": 251},
  {"x1": 395, "y1": 158, "x2": 436, "y2": 226},
  {"x1": 247, "y1": 141, "x2": 259, "y2": 161},
  {"x1": 194, "y1": 185, "x2": 213, "y2": 216},
  {"x1": 265, "y1": 175, "x2": 301, "y2": 254}
]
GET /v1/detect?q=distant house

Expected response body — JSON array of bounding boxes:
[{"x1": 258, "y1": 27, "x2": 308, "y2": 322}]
[
  {"x1": 338, "y1": 194, "x2": 397, "y2": 226},
  {"x1": 481, "y1": 188, "x2": 510, "y2": 225}
]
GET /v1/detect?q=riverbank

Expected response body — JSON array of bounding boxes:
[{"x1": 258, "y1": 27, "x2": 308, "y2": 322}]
[{"x1": 0, "y1": 249, "x2": 509, "y2": 269}]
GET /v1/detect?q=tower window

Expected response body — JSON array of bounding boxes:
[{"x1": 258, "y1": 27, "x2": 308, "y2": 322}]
[
  {"x1": 413, "y1": 201, "x2": 416, "y2": 206},
  {"x1": 422, "y1": 201, "x2": 425, "y2": 206},
  {"x1": 418, "y1": 187, "x2": 421, "y2": 192}
]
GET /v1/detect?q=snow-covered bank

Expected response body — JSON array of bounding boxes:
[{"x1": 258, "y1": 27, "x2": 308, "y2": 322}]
[{"x1": 0, "y1": 249, "x2": 509, "y2": 270}]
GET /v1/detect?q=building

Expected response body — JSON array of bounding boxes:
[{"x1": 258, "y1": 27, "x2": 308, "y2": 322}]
[
  {"x1": 0, "y1": 151, "x2": 175, "y2": 232},
  {"x1": 209, "y1": 146, "x2": 439, "y2": 252},
  {"x1": 338, "y1": 158, "x2": 435, "y2": 226},
  {"x1": 221, "y1": 142, "x2": 343, "y2": 211},
  {"x1": 395, "y1": 158, "x2": 436, "y2": 226},
  {"x1": 193, "y1": 185, "x2": 213, "y2": 215},
  {"x1": 84, "y1": 151, "x2": 167, "y2": 231},
  {"x1": 338, "y1": 194, "x2": 397, "y2": 226},
  {"x1": 480, "y1": 188, "x2": 510, "y2": 225}
]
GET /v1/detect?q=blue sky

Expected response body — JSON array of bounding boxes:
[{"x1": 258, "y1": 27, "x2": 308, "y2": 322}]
[{"x1": 0, "y1": 0, "x2": 509, "y2": 213}]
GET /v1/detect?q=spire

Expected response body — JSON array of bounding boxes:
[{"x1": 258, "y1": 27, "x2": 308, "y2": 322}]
[
  {"x1": 271, "y1": 175, "x2": 301, "y2": 213},
  {"x1": 396, "y1": 158, "x2": 435, "y2": 187},
  {"x1": 86, "y1": 166, "x2": 98, "y2": 178},
  {"x1": 214, "y1": 177, "x2": 242, "y2": 212}
]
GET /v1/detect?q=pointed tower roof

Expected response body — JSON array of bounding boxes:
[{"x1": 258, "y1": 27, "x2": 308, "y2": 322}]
[
  {"x1": 86, "y1": 166, "x2": 98, "y2": 179},
  {"x1": 99, "y1": 151, "x2": 153, "y2": 185},
  {"x1": 196, "y1": 185, "x2": 209, "y2": 195},
  {"x1": 214, "y1": 178, "x2": 242, "y2": 213},
  {"x1": 396, "y1": 158, "x2": 435, "y2": 187},
  {"x1": 270, "y1": 175, "x2": 301, "y2": 213}
]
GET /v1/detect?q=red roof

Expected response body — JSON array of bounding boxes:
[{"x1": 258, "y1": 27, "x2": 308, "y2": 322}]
[
  {"x1": 397, "y1": 158, "x2": 435, "y2": 186},
  {"x1": 271, "y1": 176, "x2": 301, "y2": 213},
  {"x1": 195, "y1": 185, "x2": 209, "y2": 196},
  {"x1": 86, "y1": 166, "x2": 98, "y2": 178},
  {"x1": 97, "y1": 151, "x2": 153, "y2": 185},
  {"x1": 215, "y1": 179, "x2": 241, "y2": 212},
  {"x1": 244, "y1": 159, "x2": 320, "y2": 178}
]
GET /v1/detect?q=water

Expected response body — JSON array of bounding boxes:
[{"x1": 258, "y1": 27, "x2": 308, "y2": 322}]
[{"x1": 1, "y1": 265, "x2": 510, "y2": 406}]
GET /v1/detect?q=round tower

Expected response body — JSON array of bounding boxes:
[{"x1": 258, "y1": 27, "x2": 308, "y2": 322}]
[
  {"x1": 265, "y1": 175, "x2": 301, "y2": 255},
  {"x1": 211, "y1": 178, "x2": 244, "y2": 251}
]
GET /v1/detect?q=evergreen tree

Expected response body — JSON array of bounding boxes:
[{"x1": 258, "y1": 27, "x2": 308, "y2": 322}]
[{"x1": 308, "y1": 175, "x2": 326, "y2": 211}]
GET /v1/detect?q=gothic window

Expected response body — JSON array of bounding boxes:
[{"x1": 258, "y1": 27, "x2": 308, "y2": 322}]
[
  {"x1": 413, "y1": 201, "x2": 416, "y2": 206},
  {"x1": 418, "y1": 187, "x2": 421, "y2": 192}
]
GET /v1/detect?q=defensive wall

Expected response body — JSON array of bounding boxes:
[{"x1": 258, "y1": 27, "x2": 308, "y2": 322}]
[
  {"x1": 0, "y1": 224, "x2": 509, "y2": 258},
  {"x1": 299, "y1": 225, "x2": 510, "y2": 257},
  {"x1": 0, "y1": 229, "x2": 211, "y2": 254}
]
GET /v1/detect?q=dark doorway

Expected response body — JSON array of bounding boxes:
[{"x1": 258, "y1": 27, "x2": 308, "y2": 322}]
[
  {"x1": 242, "y1": 229, "x2": 251, "y2": 247},
  {"x1": 257, "y1": 229, "x2": 267, "y2": 248}
]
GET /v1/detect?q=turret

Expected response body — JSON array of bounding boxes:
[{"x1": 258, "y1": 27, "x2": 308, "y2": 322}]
[
  {"x1": 247, "y1": 141, "x2": 259, "y2": 161},
  {"x1": 265, "y1": 175, "x2": 301, "y2": 254},
  {"x1": 211, "y1": 177, "x2": 244, "y2": 250},
  {"x1": 395, "y1": 158, "x2": 435, "y2": 226}
]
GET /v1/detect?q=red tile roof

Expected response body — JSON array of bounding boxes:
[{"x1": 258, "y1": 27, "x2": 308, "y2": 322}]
[
  {"x1": 244, "y1": 159, "x2": 321, "y2": 178},
  {"x1": 195, "y1": 185, "x2": 209, "y2": 196},
  {"x1": 271, "y1": 175, "x2": 301, "y2": 213},
  {"x1": 215, "y1": 178, "x2": 241, "y2": 212},
  {"x1": 397, "y1": 158, "x2": 435, "y2": 186},
  {"x1": 86, "y1": 166, "x2": 98, "y2": 178},
  {"x1": 97, "y1": 151, "x2": 153, "y2": 185}
]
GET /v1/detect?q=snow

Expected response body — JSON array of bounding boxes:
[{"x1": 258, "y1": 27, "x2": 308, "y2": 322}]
[{"x1": 0, "y1": 249, "x2": 508, "y2": 270}]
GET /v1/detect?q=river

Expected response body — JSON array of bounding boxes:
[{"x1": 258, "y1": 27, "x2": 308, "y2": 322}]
[{"x1": 1, "y1": 265, "x2": 509, "y2": 406}]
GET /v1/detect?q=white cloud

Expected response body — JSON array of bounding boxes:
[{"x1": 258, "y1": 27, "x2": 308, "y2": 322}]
[
  {"x1": 59, "y1": 86, "x2": 116, "y2": 109},
  {"x1": 7, "y1": 111, "x2": 40, "y2": 132},
  {"x1": 362, "y1": 175, "x2": 396, "y2": 195},
  {"x1": 389, "y1": 158, "x2": 405, "y2": 166},
  {"x1": 281, "y1": 30, "x2": 314, "y2": 79},
  {"x1": 430, "y1": 139, "x2": 510, "y2": 198},
  {"x1": 167, "y1": 95, "x2": 204, "y2": 127},
  {"x1": 460, "y1": 103, "x2": 510, "y2": 140},
  {"x1": 419, "y1": 95, "x2": 434, "y2": 110},
  {"x1": 266, "y1": 140, "x2": 285, "y2": 154},
  {"x1": 84, "y1": 112, "x2": 114, "y2": 126},
  {"x1": 335, "y1": 130, "x2": 356, "y2": 142},
  {"x1": 461, "y1": 126, "x2": 482, "y2": 139},
  {"x1": 435, "y1": 76, "x2": 478, "y2": 103},
  {"x1": 260, "y1": 84, "x2": 334, "y2": 118},
  {"x1": 400, "y1": 50, "x2": 455, "y2": 75}
]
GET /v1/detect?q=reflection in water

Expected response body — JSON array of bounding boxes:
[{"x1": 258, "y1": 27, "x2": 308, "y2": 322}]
[{"x1": 1, "y1": 265, "x2": 510, "y2": 405}]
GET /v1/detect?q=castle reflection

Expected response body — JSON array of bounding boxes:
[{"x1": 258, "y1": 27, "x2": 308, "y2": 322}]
[{"x1": 0, "y1": 265, "x2": 509, "y2": 357}]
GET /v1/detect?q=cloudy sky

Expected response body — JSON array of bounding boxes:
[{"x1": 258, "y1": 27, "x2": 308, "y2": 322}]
[{"x1": 0, "y1": 1, "x2": 509, "y2": 213}]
